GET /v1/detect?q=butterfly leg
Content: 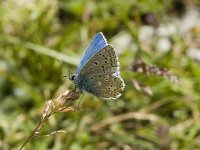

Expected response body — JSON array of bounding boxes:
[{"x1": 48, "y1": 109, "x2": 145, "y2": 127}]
[
  {"x1": 72, "y1": 83, "x2": 78, "y2": 92},
  {"x1": 77, "y1": 91, "x2": 84, "y2": 110}
]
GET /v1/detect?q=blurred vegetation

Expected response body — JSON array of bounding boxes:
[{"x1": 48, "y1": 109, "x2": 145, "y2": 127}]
[{"x1": 0, "y1": 0, "x2": 200, "y2": 149}]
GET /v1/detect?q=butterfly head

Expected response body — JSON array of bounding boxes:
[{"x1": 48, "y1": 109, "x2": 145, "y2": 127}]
[{"x1": 69, "y1": 74, "x2": 78, "y2": 81}]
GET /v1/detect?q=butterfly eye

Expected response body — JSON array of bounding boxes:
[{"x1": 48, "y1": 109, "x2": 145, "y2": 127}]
[
  {"x1": 69, "y1": 75, "x2": 76, "y2": 81},
  {"x1": 72, "y1": 75, "x2": 76, "y2": 80}
]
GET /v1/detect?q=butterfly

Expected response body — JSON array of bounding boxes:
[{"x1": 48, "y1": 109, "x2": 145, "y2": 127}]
[{"x1": 69, "y1": 32, "x2": 125, "y2": 100}]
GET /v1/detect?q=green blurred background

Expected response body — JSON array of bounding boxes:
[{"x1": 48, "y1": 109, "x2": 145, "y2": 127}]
[{"x1": 0, "y1": 0, "x2": 200, "y2": 149}]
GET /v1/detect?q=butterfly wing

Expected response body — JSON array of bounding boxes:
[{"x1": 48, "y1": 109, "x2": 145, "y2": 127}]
[
  {"x1": 81, "y1": 74, "x2": 124, "y2": 99},
  {"x1": 79, "y1": 45, "x2": 119, "y2": 76},
  {"x1": 78, "y1": 44, "x2": 125, "y2": 99},
  {"x1": 76, "y1": 32, "x2": 107, "y2": 74}
]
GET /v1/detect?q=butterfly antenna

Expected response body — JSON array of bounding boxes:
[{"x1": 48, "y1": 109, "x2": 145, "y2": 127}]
[
  {"x1": 56, "y1": 58, "x2": 73, "y2": 79},
  {"x1": 63, "y1": 75, "x2": 68, "y2": 78}
]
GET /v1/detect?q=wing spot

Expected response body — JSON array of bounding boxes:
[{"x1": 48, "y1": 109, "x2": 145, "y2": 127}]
[
  {"x1": 107, "y1": 46, "x2": 111, "y2": 50},
  {"x1": 111, "y1": 50, "x2": 115, "y2": 54},
  {"x1": 98, "y1": 75, "x2": 102, "y2": 78},
  {"x1": 98, "y1": 81, "x2": 102, "y2": 86},
  {"x1": 94, "y1": 61, "x2": 98, "y2": 65},
  {"x1": 112, "y1": 63, "x2": 116, "y2": 66}
]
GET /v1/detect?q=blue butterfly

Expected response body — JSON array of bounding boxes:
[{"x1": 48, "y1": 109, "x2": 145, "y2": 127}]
[{"x1": 69, "y1": 32, "x2": 125, "y2": 99}]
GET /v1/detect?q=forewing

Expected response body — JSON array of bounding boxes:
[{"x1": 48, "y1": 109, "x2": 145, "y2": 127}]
[
  {"x1": 76, "y1": 32, "x2": 107, "y2": 74},
  {"x1": 82, "y1": 74, "x2": 125, "y2": 99},
  {"x1": 79, "y1": 44, "x2": 119, "y2": 75}
]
